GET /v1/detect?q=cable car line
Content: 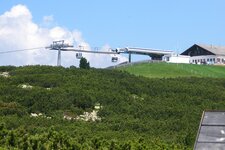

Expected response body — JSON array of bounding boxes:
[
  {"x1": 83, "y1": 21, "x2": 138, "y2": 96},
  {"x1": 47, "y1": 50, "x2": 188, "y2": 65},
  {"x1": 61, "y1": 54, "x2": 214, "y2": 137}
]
[
  {"x1": 0, "y1": 47, "x2": 45, "y2": 54},
  {"x1": 57, "y1": 48, "x2": 118, "y2": 54}
]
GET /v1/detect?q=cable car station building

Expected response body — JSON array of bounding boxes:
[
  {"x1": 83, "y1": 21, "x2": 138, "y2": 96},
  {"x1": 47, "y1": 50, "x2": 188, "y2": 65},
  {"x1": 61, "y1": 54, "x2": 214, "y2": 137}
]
[{"x1": 181, "y1": 44, "x2": 225, "y2": 65}]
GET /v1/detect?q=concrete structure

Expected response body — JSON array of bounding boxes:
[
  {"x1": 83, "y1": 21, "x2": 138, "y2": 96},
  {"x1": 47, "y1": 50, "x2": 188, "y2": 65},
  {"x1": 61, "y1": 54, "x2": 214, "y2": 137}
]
[
  {"x1": 163, "y1": 54, "x2": 190, "y2": 64},
  {"x1": 116, "y1": 47, "x2": 174, "y2": 62},
  {"x1": 181, "y1": 44, "x2": 225, "y2": 65}
]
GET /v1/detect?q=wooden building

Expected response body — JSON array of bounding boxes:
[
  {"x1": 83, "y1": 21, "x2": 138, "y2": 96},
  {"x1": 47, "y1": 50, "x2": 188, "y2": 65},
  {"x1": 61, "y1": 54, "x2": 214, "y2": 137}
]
[{"x1": 181, "y1": 44, "x2": 225, "y2": 65}]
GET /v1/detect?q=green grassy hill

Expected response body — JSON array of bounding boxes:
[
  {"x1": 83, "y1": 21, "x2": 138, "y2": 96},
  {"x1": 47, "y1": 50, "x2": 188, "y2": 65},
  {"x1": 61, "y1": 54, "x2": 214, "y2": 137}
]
[
  {"x1": 0, "y1": 65, "x2": 225, "y2": 149},
  {"x1": 118, "y1": 62, "x2": 225, "y2": 78}
]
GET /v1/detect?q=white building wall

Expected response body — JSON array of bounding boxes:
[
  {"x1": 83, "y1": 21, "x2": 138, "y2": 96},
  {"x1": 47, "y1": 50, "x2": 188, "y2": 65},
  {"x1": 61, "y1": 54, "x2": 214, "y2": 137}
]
[
  {"x1": 190, "y1": 55, "x2": 216, "y2": 64},
  {"x1": 164, "y1": 54, "x2": 225, "y2": 65},
  {"x1": 164, "y1": 55, "x2": 190, "y2": 64},
  {"x1": 215, "y1": 56, "x2": 225, "y2": 64}
]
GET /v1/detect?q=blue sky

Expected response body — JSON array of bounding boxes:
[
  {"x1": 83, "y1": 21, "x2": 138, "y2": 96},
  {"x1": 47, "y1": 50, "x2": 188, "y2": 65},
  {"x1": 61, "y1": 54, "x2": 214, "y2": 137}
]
[{"x1": 0, "y1": 0, "x2": 225, "y2": 66}]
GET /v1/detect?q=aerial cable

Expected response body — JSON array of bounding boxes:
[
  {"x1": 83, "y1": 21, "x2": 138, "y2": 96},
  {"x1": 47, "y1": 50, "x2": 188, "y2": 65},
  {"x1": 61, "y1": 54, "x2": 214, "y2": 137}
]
[{"x1": 0, "y1": 47, "x2": 45, "y2": 54}]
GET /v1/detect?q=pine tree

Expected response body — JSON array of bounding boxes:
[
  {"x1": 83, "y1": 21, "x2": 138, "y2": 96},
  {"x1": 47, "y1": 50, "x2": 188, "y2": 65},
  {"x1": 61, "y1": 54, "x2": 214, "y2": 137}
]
[{"x1": 79, "y1": 57, "x2": 90, "y2": 69}]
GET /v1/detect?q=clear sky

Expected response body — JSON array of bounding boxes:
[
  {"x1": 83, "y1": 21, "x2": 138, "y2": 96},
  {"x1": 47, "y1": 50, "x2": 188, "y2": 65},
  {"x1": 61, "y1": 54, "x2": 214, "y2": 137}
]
[{"x1": 0, "y1": 0, "x2": 225, "y2": 67}]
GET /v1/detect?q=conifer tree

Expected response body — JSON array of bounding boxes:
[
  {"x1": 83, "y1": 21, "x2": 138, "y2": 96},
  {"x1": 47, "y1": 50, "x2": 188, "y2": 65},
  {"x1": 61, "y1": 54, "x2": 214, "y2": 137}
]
[{"x1": 79, "y1": 57, "x2": 90, "y2": 69}]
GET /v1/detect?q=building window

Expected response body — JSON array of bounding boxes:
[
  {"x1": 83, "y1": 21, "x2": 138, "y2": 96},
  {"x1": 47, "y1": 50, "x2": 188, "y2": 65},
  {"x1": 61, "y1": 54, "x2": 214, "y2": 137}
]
[
  {"x1": 217, "y1": 58, "x2": 220, "y2": 62},
  {"x1": 223, "y1": 59, "x2": 225, "y2": 63},
  {"x1": 203, "y1": 59, "x2": 206, "y2": 64},
  {"x1": 166, "y1": 57, "x2": 169, "y2": 61}
]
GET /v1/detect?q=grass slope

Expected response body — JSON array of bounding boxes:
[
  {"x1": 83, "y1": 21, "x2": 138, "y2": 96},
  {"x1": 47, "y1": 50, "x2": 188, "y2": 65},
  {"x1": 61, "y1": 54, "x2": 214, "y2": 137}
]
[{"x1": 118, "y1": 62, "x2": 225, "y2": 78}]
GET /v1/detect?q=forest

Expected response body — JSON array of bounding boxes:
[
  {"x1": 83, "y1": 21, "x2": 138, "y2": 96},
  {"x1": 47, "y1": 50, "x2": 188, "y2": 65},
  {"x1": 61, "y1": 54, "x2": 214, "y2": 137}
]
[{"x1": 1, "y1": 65, "x2": 225, "y2": 149}]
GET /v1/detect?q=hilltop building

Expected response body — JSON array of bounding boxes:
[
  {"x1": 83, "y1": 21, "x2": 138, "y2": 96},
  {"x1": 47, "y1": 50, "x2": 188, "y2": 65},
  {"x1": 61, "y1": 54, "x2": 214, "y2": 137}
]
[
  {"x1": 163, "y1": 54, "x2": 190, "y2": 64},
  {"x1": 164, "y1": 44, "x2": 225, "y2": 65},
  {"x1": 181, "y1": 44, "x2": 225, "y2": 65}
]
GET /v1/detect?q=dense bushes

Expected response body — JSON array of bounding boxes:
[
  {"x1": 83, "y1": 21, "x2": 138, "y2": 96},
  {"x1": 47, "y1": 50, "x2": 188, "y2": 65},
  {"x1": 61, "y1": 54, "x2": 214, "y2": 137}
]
[
  {"x1": 0, "y1": 65, "x2": 225, "y2": 149},
  {"x1": 0, "y1": 124, "x2": 189, "y2": 150},
  {"x1": 0, "y1": 102, "x2": 27, "y2": 116}
]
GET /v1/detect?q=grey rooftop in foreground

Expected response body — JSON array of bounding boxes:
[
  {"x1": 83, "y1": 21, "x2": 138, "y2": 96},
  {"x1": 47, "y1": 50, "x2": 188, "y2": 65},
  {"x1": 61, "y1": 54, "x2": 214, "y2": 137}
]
[{"x1": 194, "y1": 111, "x2": 225, "y2": 150}]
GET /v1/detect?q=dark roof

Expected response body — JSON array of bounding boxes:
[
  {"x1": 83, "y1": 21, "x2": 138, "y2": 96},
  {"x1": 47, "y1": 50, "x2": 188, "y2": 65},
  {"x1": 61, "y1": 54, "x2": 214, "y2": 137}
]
[
  {"x1": 197, "y1": 44, "x2": 225, "y2": 56},
  {"x1": 181, "y1": 44, "x2": 225, "y2": 56}
]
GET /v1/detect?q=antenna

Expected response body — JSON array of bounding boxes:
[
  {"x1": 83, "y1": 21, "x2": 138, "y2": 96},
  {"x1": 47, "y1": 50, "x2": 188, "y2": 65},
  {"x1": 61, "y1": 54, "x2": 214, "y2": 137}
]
[{"x1": 46, "y1": 40, "x2": 73, "y2": 66}]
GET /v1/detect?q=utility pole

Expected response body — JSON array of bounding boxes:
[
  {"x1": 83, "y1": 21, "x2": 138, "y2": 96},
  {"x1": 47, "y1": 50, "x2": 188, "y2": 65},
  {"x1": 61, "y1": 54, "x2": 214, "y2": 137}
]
[{"x1": 46, "y1": 40, "x2": 73, "y2": 66}]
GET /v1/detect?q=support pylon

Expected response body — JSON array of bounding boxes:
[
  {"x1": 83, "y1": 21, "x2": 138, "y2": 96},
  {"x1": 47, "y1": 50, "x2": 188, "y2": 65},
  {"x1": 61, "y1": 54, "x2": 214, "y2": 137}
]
[
  {"x1": 129, "y1": 52, "x2": 131, "y2": 63},
  {"x1": 46, "y1": 40, "x2": 73, "y2": 66},
  {"x1": 57, "y1": 48, "x2": 61, "y2": 66}
]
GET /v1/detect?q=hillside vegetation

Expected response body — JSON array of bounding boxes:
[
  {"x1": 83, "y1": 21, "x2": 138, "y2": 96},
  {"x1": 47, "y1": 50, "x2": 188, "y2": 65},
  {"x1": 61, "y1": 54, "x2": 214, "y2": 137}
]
[
  {"x1": 118, "y1": 62, "x2": 225, "y2": 78},
  {"x1": 0, "y1": 65, "x2": 225, "y2": 149}
]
